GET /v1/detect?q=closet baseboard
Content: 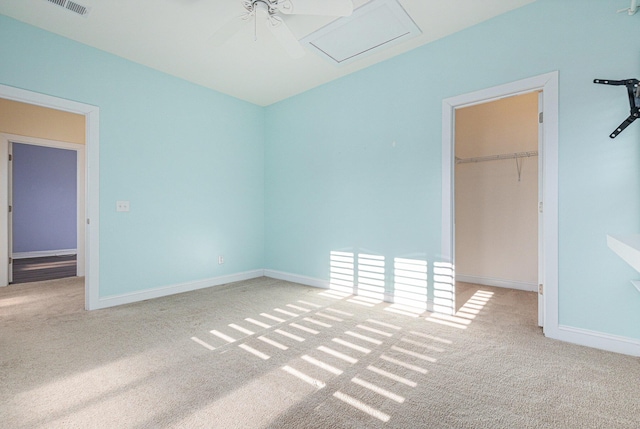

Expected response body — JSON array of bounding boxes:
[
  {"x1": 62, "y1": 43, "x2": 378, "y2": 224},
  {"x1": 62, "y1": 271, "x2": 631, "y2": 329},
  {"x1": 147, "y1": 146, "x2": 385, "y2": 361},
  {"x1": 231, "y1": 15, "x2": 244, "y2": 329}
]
[{"x1": 456, "y1": 274, "x2": 537, "y2": 292}]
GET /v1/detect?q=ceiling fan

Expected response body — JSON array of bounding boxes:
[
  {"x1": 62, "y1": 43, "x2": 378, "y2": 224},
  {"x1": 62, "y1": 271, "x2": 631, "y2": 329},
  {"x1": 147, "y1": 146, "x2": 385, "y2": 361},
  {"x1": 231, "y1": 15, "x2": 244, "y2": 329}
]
[{"x1": 211, "y1": 0, "x2": 354, "y2": 58}]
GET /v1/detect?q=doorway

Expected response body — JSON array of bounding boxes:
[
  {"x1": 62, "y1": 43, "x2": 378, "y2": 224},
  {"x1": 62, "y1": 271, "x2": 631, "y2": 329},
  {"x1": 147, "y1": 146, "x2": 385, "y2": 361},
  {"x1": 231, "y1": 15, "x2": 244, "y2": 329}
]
[
  {"x1": 8, "y1": 139, "x2": 84, "y2": 284},
  {"x1": 454, "y1": 92, "x2": 540, "y2": 318},
  {"x1": 441, "y1": 72, "x2": 559, "y2": 336},
  {"x1": 0, "y1": 84, "x2": 100, "y2": 310}
]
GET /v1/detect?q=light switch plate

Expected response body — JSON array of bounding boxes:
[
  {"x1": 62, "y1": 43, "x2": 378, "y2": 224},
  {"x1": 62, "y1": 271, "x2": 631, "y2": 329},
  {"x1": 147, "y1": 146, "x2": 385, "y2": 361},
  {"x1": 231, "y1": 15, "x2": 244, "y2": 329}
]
[{"x1": 116, "y1": 200, "x2": 130, "y2": 212}]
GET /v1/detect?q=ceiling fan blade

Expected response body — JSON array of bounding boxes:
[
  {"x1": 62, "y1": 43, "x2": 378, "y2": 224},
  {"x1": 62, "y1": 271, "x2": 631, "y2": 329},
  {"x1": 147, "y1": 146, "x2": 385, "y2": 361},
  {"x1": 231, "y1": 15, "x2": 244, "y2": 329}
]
[
  {"x1": 209, "y1": 12, "x2": 251, "y2": 47},
  {"x1": 266, "y1": 16, "x2": 305, "y2": 58},
  {"x1": 278, "y1": 0, "x2": 354, "y2": 17}
]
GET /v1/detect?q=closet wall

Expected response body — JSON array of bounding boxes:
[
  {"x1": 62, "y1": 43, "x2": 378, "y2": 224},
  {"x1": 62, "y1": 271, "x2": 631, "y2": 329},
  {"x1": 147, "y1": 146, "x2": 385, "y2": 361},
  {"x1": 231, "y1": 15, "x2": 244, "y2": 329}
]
[{"x1": 455, "y1": 92, "x2": 539, "y2": 290}]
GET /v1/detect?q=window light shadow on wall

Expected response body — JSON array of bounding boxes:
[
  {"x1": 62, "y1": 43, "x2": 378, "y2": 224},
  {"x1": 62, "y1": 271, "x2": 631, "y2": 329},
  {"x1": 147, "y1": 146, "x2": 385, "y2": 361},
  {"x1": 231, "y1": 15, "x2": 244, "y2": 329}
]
[
  {"x1": 326, "y1": 252, "x2": 486, "y2": 320},
  {"x1": 356, "y1": 253, "x2": 385, "y2": 301},
  {"x1": 329, "y1": 251, "x2": 430, "y2": 316},
  {"x1": 391, "y1": 258, "x2": 427, "y2": 313},
  {"x1": 329, "y1": 251, "x2": 355, "y2": 295},
  {"x1": 432, "y1": 262, "x2": 455, "y2": 315}
]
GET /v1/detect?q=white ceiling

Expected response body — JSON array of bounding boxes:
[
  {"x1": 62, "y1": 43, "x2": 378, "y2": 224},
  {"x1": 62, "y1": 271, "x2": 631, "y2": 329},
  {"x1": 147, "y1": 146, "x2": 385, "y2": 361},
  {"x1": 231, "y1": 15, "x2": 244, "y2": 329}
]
[{"x1": 0, "y1": 0, "x2": 535, "y2": 106}]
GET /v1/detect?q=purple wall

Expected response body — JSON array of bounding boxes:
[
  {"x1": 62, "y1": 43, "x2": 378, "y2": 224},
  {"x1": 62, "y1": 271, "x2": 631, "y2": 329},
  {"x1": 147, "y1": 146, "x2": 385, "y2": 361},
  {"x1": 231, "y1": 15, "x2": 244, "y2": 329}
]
[{"x1": 12, "y1": 143, "x2": 77, "y2": 253}]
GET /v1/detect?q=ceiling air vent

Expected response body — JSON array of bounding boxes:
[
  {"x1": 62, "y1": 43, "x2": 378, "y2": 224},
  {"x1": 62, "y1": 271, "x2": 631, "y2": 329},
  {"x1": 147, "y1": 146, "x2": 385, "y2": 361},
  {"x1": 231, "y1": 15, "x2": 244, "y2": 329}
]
[
  {"x1": 45, "y1": 0, "x2": 91, "y2": 17},
  {"x1": 301, "y1": 0, "x2": 421, "y2": 66}
]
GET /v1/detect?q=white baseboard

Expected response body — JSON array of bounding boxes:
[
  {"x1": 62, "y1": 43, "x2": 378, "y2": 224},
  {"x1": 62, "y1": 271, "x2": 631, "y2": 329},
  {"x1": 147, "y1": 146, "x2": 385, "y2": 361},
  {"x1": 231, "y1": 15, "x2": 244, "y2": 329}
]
[
  {"x1": 456, "y1": 274, "x2": 537, "y2": 292},
  {"x1": 264, "y1": 269, "x2": 329, "y2": 289},
  {"x1": 554, "y1": 325, "x2": 640, "y2": 357},
  {"x1": 93, "y1": 269, "x2": 265, "y2": 310},
  {"x1": 13, "y1": 249, "x2": 77, "y2": 259}
]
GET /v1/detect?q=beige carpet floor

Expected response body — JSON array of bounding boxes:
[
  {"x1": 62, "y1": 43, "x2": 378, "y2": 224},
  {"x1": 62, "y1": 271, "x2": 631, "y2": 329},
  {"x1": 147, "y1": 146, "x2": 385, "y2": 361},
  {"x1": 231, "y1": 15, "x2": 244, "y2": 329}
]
[{"x1": 1, "y1": 276, "x2": 638, "y2": 428}]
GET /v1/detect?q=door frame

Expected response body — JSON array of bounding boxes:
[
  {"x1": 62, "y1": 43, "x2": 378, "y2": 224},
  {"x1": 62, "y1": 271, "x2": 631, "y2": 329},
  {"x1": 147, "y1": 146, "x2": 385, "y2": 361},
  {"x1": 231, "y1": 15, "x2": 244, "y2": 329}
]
[
  {"x1": 441, "y1": 71, "x2": 559, "y2": 338},
  {"x1": 0, "y1": 84, "x2": 100, "y2": 311},
  {"x1": 4, "y1": 135, "x2": 85, "y2": 281}
]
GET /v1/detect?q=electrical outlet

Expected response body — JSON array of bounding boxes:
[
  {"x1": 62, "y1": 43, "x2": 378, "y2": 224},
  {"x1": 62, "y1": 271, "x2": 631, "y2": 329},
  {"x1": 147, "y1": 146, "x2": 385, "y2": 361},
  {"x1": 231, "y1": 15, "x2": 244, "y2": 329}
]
[
  {"x1": 218, "y1": 255, "x2": 224, "y2": 265},
  {"x1": 116, "y1": 201, "x2": 130, "y2": 212}
]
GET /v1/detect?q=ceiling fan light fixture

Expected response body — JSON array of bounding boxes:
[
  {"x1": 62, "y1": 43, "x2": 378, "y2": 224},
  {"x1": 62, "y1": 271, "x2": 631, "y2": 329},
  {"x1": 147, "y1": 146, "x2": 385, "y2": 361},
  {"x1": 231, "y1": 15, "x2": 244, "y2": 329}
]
[
  {"x1": 210, "y1": 0, "x2": 354, "y2": 58},
  {"x1": 254, "y1": 1, "x2": 270, "y2": 18}
]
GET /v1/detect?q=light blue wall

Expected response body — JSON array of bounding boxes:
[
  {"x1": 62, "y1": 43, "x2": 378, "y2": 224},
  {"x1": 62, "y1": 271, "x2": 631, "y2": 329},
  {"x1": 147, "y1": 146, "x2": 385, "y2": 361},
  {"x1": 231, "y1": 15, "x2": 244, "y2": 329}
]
[
  {"x1": 12, "y1": 143, "x2": 77, "y2": 253},
  {"x1": 0, "y1": 15, "x2": 265, "y2": 297},
  {"x1": 265, "y1": 0, "x2": 640, "y2": 339}
]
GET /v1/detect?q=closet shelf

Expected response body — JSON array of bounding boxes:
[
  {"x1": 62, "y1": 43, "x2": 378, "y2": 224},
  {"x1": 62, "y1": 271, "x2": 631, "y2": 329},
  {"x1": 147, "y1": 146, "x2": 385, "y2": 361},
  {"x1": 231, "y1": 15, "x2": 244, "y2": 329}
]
[
  {"x1": 456, "y1": 150, "x2": 538, "y2": 164},
  {"x1": 607, "y1": 234, "x2": 640, "y2": 293}
]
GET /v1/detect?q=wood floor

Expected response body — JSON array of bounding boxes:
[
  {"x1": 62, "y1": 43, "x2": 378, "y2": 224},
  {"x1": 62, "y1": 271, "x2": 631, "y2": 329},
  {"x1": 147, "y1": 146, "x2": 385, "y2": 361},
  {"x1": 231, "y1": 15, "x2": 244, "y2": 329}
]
[{"x1": 11, "y1": 255, "x2": 77, "y2": 284}]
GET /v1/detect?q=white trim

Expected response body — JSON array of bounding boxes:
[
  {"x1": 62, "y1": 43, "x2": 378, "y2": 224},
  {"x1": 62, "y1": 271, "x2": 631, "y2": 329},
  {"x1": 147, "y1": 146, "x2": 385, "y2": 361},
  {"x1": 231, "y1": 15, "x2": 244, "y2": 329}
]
[
  {"x1": 93, "y1": 269, "x2": 265, "y2": 310},
  {"x1": 0, "y1": 137, "x2": 7, "y2": 285},
  {"x1": 12, "y1": 249, "x2": 77, "y2": 259},
  {"x1": 455, "y1": 274, "x2": 537, "y2": 292},
  {"x1": 537, "y1": 90, "x2": 544, "y2": 327},
  {"x1": 3, "y1": 135, "x2": 83, "y2": 151},
  {"x1": 556, "y1": 325, "x2": 640, "y2": 357},
  {"x1": 0, "y1": 83, "x2": 100, "y2": 310},
  {"x1": 2, "y1": 133, "x2": 85, "y2": 277},
  {"x1": 442, "y1": 71, "x2": 559, "y2": 339},
  {"x1": 264, "y1": 269, "x2": 329, "y2": 289}
]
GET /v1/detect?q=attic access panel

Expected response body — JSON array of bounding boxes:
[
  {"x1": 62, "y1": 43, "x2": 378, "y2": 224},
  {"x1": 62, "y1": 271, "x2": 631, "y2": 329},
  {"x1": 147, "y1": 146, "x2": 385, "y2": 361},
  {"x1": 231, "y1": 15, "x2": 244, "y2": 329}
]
[{"x1": 301, "y1": 0, "x2": 421, "y2": 66}]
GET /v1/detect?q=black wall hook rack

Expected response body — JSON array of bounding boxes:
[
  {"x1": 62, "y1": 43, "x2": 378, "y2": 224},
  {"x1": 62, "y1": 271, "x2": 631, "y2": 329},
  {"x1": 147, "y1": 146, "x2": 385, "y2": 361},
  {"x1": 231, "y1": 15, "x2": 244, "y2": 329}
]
[{"x1": 593, "y1": 78, "x2": 640, "y2": 138}]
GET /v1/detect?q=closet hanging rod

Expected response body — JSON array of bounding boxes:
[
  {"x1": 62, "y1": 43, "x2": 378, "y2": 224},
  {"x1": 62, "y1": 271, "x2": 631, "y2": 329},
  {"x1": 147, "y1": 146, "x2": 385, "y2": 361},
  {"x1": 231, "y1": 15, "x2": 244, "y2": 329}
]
[{"x1": 456, "y1": 150, "x2": 538, "y2": 164}]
